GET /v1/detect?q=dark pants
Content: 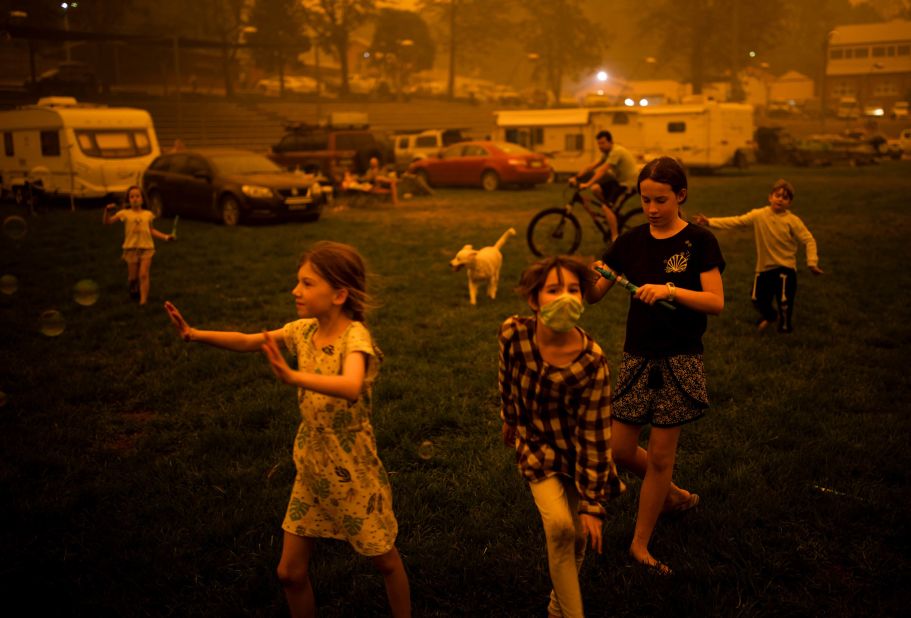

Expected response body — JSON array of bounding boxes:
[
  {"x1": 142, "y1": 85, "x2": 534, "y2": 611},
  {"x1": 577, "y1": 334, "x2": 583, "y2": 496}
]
[
  {"x1": 752, "y1": 267, "x2": 797, "y2": 332},
  {"x1": 596, "y1": 177, "x2": 627, "y2": 207}
]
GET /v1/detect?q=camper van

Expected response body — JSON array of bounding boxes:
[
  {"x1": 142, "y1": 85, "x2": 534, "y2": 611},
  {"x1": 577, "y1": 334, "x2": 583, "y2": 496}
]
[
  {"x1": 493, "y1": 102, "x2": 755, "y2": 177},
  {"x1": 636, "y1": 102, "x2": 754, "y2": 170},
  {"x1": 0, "y1": 97, "x2": 160, "y2": 204}
]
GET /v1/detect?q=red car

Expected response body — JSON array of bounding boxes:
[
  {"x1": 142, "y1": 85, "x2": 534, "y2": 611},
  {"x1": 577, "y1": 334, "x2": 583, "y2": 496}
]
[{"x1": 407, "y1": 141, "x2": 552, "y2": 191}]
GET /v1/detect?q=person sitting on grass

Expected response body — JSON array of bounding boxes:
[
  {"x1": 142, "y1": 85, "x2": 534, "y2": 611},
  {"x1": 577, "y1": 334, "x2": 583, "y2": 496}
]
[
  {"x1": 362, "y1": 156, "x2": 399, "y2": 205},
  {"x1": 164, "y1": 241, "x2": 411, "y2": 618},
  {"x1": 692, "y1": 178, "x2": 823, "y2": 333},
  {"x1": 499, "y1": 255, "x2": 623, "y2": 618}
]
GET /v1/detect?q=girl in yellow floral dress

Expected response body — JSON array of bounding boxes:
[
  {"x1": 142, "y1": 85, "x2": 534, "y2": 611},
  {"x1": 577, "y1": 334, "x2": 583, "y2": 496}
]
[{"x1": 164, "y1": 241, "x2": 410, "y2": 617}]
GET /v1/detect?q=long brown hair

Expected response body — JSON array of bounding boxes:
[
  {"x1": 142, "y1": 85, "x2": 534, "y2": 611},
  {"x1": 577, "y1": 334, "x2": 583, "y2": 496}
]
[{"x1": 298, "y1": 241, "x2": 372, "y2": 322}]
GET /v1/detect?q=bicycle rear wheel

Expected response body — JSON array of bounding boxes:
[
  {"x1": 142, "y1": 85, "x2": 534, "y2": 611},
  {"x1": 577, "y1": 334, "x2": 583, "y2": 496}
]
[{"x1": 527, "y1": 208, "x2": 582, "y2": 257}]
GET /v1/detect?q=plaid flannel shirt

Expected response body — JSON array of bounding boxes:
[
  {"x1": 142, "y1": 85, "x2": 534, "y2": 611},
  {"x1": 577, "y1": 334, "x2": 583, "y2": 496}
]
[{"x1": 498, "y1": 316, "x2": 622, "y2": 518}]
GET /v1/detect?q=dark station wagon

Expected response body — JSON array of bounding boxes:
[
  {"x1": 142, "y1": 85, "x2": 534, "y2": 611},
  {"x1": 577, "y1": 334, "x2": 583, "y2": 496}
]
[{"x1": 142, "y1": 148, "x2": 329, "y2": 225}]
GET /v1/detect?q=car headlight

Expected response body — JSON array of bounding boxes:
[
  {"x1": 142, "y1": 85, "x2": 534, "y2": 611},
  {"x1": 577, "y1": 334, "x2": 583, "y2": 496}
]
[
  {"x1": 242, "y1": 184, "x2": 273, "y2": 198},
  {"x1": 507, "y1": 158, "x2": 524, "y2": 166}
]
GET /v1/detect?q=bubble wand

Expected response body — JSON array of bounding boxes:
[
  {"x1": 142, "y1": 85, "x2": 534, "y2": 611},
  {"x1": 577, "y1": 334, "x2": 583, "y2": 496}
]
[
  {"x1": 593, "y1": 265, "x2": 676, "y2": 311},
  {"x1": 170, "y1": 215, "x2": 179, "y2": 240}
]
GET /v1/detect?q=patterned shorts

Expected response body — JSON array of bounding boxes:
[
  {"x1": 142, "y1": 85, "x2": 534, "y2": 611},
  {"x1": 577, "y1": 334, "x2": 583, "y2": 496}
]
[{"x1": 611, "y1": 353, "x2": 708, "y2": 428}]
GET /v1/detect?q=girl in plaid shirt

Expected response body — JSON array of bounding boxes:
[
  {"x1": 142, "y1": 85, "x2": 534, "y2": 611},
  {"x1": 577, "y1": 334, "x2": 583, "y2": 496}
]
[{"x1": 499, "y1": 255, "x2": 622, "y2": 618}]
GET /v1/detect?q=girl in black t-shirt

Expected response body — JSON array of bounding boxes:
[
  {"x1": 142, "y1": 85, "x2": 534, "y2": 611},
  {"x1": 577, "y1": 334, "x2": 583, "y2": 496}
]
[{"x1": 586, "y1": 157, "x2": 725, "y2": 575}]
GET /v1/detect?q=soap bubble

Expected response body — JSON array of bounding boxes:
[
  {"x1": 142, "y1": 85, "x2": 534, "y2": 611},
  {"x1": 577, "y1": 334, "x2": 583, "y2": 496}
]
[
  {"x1": 72, "y1": 279, "x2": 100, "y2": 306},
  {"x1": 2, "y1": 215, "x2": 28, "y2": 240},
  {"x1": 417, "y1": 440, "x2": 435, "y2": 460},
  {"x1": 39, "y1": 309, "x2": 66, "y2": 337},
  {"x1": 0, "y1": 274, "x2": 17, "y2": 295}
]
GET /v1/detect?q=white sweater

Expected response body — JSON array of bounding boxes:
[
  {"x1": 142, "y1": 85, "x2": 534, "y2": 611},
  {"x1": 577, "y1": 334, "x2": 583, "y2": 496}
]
[{"x1": 707, "y1": 206, "x2": 818, "y2": 272}]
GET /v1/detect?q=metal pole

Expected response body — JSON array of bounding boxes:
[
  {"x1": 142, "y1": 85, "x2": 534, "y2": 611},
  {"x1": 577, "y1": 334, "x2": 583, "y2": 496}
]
[{"x1": 173, "y1": 36, "x2": 183, "y2": 139}]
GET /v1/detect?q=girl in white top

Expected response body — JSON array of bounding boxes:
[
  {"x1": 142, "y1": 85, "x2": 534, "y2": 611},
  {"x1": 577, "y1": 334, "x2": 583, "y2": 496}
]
[{"x1": 103, "y1": 185, "x2": 173, "y2": 305}]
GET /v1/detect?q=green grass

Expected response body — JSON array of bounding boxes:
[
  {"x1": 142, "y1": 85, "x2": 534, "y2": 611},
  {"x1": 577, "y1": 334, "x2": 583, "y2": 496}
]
[{"x1": 1, "y1": 162, "x2": 910, "y2": 616}]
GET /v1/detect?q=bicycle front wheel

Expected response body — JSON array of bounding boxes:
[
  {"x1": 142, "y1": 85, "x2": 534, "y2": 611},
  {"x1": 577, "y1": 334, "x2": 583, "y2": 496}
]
[{"x1": 527, "y1": 208, "x2": 582, "y2": 257}]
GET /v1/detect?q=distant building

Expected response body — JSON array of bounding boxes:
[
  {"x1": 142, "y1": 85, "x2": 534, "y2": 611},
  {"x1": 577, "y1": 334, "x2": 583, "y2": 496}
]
[
  {"x1": 769, "y1": 71, "x2": 815, "y2": 104},
  {"x1": 826, "y1": 19, "x2": 911, "y2": 108}
]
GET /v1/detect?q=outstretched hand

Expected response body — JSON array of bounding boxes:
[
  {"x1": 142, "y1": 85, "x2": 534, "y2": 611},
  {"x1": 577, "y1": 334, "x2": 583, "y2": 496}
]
[
  {"x1": 164, "y1": 301, "x2": 192, "y2": 341},
  {"x1": 261, "y1": 330, "x2": 297, "y2": 386},
  {"x1": 691, "y1": 213, "x2": 709, "y2": 226},
  {"x1": 809, "y1": 265, "x2": 824, "y2": 275},
  {"x1": 580, "y1": 514, "x2": 603, "y2": 554}
]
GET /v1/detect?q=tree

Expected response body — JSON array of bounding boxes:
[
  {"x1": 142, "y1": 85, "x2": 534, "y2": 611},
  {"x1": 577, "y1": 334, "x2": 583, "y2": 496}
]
[
  {"x1": 638, "y1": 0, "x2": 787, "y2": 95},
  {"x1": 247, "y1": 0, "x2": 309, "y2": 96},
  {"x1": 517, "y1": 0, "x2": 605, "y2": 104},
  {"x1": 304, "y1": 0, "x2": 376, "y2": 97},
  {"x1": 421, "y1": 0, "x2": 516, "y2": 99},
  {"x1": 368, "y1": 8, "x2": 434, "y2": 99}
]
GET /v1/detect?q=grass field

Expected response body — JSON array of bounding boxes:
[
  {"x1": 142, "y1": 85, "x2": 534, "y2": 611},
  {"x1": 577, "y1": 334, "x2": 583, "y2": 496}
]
[{"x1": 1, "y1": 162, "x2": 910, "y2": 617}]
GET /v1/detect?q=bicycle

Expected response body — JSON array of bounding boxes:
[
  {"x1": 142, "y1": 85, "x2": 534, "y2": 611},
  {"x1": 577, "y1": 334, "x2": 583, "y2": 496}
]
[{"x1": 526, "y1": 183, "x2": 642, "y2": 257}]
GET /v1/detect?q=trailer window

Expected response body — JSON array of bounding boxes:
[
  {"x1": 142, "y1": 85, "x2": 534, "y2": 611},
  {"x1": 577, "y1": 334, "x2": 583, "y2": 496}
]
[
  {"x1": 74, "y1": 130, "x2": 153, "y2": 158},
  {"x1": 565, "y1": 134, "x2": 584, "y2": 151},
  {"x1": 3, "y1": 132, "x2": 12, "y2": 157},
  {"x1": 41, "y1": 131, "x2": 61, "y2": 156},
  {"x1": 668, "y1": 122, "x2": 686, "y2": 133}
]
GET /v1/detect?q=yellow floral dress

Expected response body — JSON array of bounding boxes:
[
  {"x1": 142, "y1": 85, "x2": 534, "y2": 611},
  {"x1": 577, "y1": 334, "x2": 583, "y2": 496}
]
[{"x1": 281, "y1": 319, "x2": 397, "y2": 557}]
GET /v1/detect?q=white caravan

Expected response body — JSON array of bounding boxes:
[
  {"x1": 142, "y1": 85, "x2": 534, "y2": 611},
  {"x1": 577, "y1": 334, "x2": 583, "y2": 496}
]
[
  {"x1": 493, "y1": 102, "x2": 755, "y2": 178},
  {"x1": 493, "y1": 107, "x2": 643, "y2": 179},
  {"x1": 0, "y1": 97, "x2": 160, "y2": 204}
]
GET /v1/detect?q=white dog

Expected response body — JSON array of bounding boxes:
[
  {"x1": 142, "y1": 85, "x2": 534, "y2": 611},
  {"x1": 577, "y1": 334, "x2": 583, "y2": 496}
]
[{"x1": 449, "y1": 228, "x2": 516, "y2": 305}]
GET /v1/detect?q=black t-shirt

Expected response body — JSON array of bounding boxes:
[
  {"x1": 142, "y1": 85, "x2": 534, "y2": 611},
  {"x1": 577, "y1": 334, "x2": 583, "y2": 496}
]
[{"x1": 604, "y1": 223, "x2": 725, "y2": 357}]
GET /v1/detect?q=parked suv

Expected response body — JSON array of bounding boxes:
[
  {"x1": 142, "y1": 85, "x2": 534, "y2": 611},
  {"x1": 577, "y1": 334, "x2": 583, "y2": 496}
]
[
  {"x1": 267, "y1": 112, "x2": 393, "y2": 183},
  {"x1": 392, "y1": 128, "x2": 467, "y2": 172}
]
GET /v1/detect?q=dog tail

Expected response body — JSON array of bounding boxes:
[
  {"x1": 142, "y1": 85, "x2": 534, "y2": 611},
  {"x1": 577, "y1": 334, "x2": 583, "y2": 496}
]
[{"x1": 494, "y1": 227, "x2": 517, "y2": 251}]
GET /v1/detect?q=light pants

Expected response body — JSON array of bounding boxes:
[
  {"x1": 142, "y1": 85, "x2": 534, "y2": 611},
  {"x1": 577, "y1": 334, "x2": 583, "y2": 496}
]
[{"x1": 529, "y1": 475, "x2": 587, "y2": 618}]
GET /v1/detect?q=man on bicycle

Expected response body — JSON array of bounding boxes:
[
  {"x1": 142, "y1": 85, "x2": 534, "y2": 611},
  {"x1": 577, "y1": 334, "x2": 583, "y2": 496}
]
[{"x1": 570, "y1": 130, "x2": 638, "y2": 240}]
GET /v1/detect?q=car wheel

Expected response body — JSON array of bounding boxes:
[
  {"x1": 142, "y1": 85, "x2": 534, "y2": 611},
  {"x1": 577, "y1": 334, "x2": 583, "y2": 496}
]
[
  {"x1": 414, "y1": 169, "x2": 432, "y2": 188},
  {"x1": 148, "y1": 190, "x2": 168, "y2": 218},
  {"x1": 220, "y1": 195, "x2": 242, "y2": 226},
  {"x1": 481, "y1": 170, "x2": 500, "y2": 192}
]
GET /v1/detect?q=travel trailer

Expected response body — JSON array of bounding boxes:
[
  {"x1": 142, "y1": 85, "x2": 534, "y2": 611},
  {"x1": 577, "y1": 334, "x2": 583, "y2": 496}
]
[
  {"x1": 0, "y1": 97, "x2": 160, "y2": 204},
  {"x1": 493, "y1": 101, "x2": 755, "y2": 177}
]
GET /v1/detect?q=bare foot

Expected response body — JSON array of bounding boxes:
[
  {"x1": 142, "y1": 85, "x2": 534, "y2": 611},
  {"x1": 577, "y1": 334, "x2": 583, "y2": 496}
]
[
  {"x1": 757, "y1": 320, "x2": 770, "y2": 333},
  {"x1": 663, "y1": 490, "x2": 700, "y2": 514},
  {"x1": 630, "y1": 548, "x2": 672, "y2": 576}
]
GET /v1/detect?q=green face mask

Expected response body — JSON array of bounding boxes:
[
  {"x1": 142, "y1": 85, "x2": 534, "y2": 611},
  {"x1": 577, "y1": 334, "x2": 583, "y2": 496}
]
[{"x1": 539, "y1": 294, "x2": 584, "y2": 332}]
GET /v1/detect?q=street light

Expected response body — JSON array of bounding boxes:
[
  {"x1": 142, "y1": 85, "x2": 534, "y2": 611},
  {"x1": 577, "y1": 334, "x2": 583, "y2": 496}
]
[{"x1": 596, "y1": 70, "x2": 608, "y2": 82}]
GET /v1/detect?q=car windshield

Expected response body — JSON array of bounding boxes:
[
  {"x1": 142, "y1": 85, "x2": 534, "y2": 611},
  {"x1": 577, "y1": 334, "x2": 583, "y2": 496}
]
[
  {"x1": 494, "y1": 142, "x2": 532, "y2": 155},
  {"x1": 210, "y1": 154, "x2": 283, "y2": 175}
]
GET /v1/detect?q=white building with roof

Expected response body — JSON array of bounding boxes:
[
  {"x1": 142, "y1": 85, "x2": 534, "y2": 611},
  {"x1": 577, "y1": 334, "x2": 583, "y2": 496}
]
[{"x1": 825, "y1": 19, "x2": 911, "y2": 109}]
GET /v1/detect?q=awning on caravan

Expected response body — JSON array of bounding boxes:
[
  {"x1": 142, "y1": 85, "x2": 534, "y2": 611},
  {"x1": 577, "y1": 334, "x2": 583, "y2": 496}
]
[{"x1": 495, "y1": 109, "x2": 591, "y2": 127}]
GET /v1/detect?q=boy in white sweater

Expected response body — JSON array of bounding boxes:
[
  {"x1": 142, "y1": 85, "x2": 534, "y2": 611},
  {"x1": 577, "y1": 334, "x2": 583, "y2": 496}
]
[{"x1": 693, "y1": 179, "x2": 823, "y2": 333}]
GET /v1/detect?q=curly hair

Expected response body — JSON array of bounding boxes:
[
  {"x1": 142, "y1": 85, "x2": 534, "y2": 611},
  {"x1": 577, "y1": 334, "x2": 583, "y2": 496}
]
[{"x1": 515, "y1": 255, "x2": 592, "y2": 305}]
